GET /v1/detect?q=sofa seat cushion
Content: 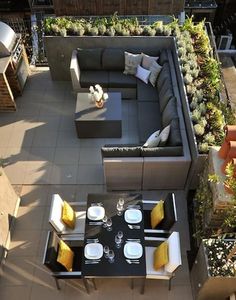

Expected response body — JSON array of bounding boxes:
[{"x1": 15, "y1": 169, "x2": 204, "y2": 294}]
[
  {"x1": 101, "y1": 144, "x2": 141, "y2": 157},
  {"x1": 138, "y1": 102, "x2": 161, "y2": 143},
  {"x1": 137, "y1": 80, "x2": 158, "y2": 102},
  {"x1": 141, "y1": 146, "x2": 183, "y2": 157},
  {"x1": 162, "y1": 97, "x2": 178, "y2": 128},
  {"x1": 109, "y1": 71, "x2": 137, "y2": 88},
  {"x1": 77, "y1": 48, "x2": 103, "y2": 70},
  {"x1": 80, "y1": 71, "x2": 109, "y2": 88},
  {"x1": 102, "y1": 48, "x2": 124, "y2": 71}
]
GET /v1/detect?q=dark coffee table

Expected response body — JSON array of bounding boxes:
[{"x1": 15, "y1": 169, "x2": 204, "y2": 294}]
[{"x1": 75, "y1": 92, "x2": 122, "y2": 138}]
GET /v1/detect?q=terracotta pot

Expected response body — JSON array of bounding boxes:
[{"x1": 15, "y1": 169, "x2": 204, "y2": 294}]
[
  {"x1": 224, "y1": 183, "x2": 233, "y2": 194},
  {"x1": 95, "y1": 99, "x2": 104, "y2": 109},
  {"x1": 225, "y1": 125, "x2": 236, "y2": 142},
  {"x1": 221, "y1": 141, "x2": 236, "y2": 173},
  {"x1": 218, "y1": 140, "x2": 230, "y2": 159}
]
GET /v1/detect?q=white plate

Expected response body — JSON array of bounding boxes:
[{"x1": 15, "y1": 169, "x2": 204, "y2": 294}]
[
  {"x1": 124, "y1": 242, "x2": 143, "y2": 259},
  {"x1": 84, "y1": 243, "x2": 103, "y2": 259},
  {"x1": 87, "y1": 206, "x2": 105, "y2": 221},
  {"x1": 124, "y1": 209, "x2": 142, "y2": 224}
]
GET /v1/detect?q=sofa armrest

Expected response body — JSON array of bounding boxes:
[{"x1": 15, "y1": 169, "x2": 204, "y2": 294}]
[{"x1": 70, "y1": 50, "x2": 81, "y2": 92}]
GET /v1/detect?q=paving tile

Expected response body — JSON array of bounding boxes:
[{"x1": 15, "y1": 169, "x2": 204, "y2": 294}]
[
  {"x1": 59, "y1": 115, "x2": 76, "y2": 131},
  {"x1": 3, "y1": 162, "x2": 27, "y2": 184},
  {"x1": 79, "y1": 147, "x2": 102, "y2": 164},
  {"x1": 0, "y1": 256, "x2": 36, "y2": 286},
  {"x1": 77, "y1": 164, "x2": 104, "y2": 184},
  {"x1": 7, "y1": 130, "x2": 34, "y2": 148},
  {"x1": 50, "y1": 164, "x2": 78, "y2": 184},
  {"x1": 28, "y1": 147, "x2": 55, "y2": 162},
  {"x1": 64, "y1": 281, "x2": 97, "y2": 299},
  {"x1": 75, "y1": 184, "x2": 105, "y2": 202},
  {"x1": 54, "y1": 147, "x2": 80, "y2": 164},
  {"x1": 35, "y1": 116, "x2": 61, "y2": 131},
  {"x1": 30, "y1": 283, "x2": 65, "y2": 300},
  {"x1": 15, "y1": 206, "x2": 45, "y2": 230},
  {"x1": 0, "y1": 286, "x2": 31, "y2": 300},
  {"x1": 97, "y1": 278, "x2": 133, "y2": 300},
  {"x1": 32, "y1": 130, "x2": 59, "y2": 147},
  {"x1": 24, "y1": 162, "x2": 53, "y2": 184},
  {"x1": 56, "y1": 129, "x2": 81, "y2": 147},
  {"x1": 3, "y1": 147, "x2": 30, "y2": 164},
  {"x1": 47, "y1": 184, "x2": 77, "y2": 202},
  {"x1": 79, "y1": 138, "x2": 106, "y2": 148},
  {"x1": 8, "y1": 229, "x2": 42, "y2": 257},
  {"x1": 168, "y1": 284, "x2": 193, "y2": 300},
  {"x1": 20, "y1": 185, "x2": 50, "y2": 207}
]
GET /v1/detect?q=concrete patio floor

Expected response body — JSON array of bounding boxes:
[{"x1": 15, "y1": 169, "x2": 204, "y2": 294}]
[{"x1": 0, "y1": 67, "x2": 193, "y2": 300}]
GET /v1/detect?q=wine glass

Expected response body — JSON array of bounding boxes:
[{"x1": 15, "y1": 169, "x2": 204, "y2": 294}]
[
  {"x1": 117, "y1": 231, "x2": 123, "y2": 240},
  {"x1": 104, "y1": 245, "x2": 109, "y2": 258},
  {"x1": 115, "y1": 235, "x2": 122, "y2": 248},
  {"x1": 118, "y1": 198, "x2": 125, "y2": 206},
  {"x1": 106, "y1": 218, "x2": 112, "y2": 231},
  {"x1": 116, "y1": 202, "x2": 123, "y2": 216},
  {"x1": 102, "y1": 215, "x2": 108, "y2": 228},
  {"x1": 108, "y1": 250, "x2": 115, "y2": 263}
]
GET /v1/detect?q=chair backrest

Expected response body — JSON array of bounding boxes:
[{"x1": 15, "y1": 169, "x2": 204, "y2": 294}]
[
  {"x1": 164, "y1": 231, "x2": 181, "y2": 273},
  {"x1": 159, "y1": 193, "x2": 177, "y2": 230},
  {"x1": 49, "y1": 194, "x2": 66, "y2": 233},
  {"x1": 43, "y1": 231, "x2": 67, "y2": 272}
]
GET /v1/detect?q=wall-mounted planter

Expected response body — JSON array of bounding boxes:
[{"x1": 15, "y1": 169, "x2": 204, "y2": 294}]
[{"x1": 44, "y1": 35, "x2": 173, "y2": 80}]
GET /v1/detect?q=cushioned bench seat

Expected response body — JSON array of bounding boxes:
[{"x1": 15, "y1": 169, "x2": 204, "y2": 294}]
[
  {"x1": 137, "y1": 81, "x2": 158, "y2": 102},
  {"x1": 80, "y1": 71, "x2": 109, "y2": 88},
  {"x1": 109, "y1": 72, "x2": 137, "y2": 88}
]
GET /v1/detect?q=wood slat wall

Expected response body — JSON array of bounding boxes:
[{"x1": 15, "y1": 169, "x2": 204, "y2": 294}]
[{"x1": 52, "y1": 0, "x2": 184, "y2": 16}]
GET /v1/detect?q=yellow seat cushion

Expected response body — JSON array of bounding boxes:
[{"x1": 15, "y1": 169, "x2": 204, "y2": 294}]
[
  {"x1": 57, "y1": 240, "x2": 74, "y2": 272},
  {"x1": 62, "y1": 200, "x2": 76, "y2": 229},
  {"x1": 150, "y1": 200, "x2": 164, "y2": 229},
  {"x1": 154, "y1": 241, "x2": 169, "y2": 270}
]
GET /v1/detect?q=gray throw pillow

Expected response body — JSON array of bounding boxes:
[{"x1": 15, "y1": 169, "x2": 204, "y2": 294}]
[
  {"x1": 141, "y1": 53, "x2": 158, "y2": 69},
  {"x1": 149, "y1": 61, "x2": 162, "y2": 87},
  {"x1": 143, "y1": 130, "x2": 160, "y2": 148},
  {"x1": 159, "y1": 125, "x2": 171, "y2": 146},
  {"x1": 123, "y1": 51, "x2": 142, "y2": 75}
]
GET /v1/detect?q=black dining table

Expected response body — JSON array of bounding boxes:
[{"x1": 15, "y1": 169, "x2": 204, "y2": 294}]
[{"x1": 81, "y1": 193, "x2": 146, "y2": 289}]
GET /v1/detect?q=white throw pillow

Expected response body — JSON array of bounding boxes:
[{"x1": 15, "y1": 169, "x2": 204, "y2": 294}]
[
  {"x1": 135, "y1": 65, "x2": 151, "y2": 84},
  {"x1": 159, "y1": 125, "x2": 171, "y2": 146},
  {"x1": 142, "y1": 53, "x2": 158, "y2": 69},
  {"x1": 123, "y1": 51, "x2": 143, "y2": 75},
  {"x1": 149, "y1": 61, "x2": 162, "y2": 87},
  {"x1": 143, "y1": 130, "x2": 160, "y2": 148}
]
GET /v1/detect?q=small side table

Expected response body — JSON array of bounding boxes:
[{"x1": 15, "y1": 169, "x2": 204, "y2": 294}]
[{"x1": 75, "y1": 92, "x2": 122, "y2": 138}]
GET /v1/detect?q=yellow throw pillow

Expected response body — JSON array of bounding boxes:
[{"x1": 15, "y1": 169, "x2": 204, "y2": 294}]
[
  {"x1": 57, "y1": 240, "x2": 74, "y2": 272},
  {"x1": 150, "y1": 200, "x2": 164, "y2": 229},
  {"x1": 153, "y1": 241, "x2": 168, "y2": 270},
  {"x1": 62, "y1": 200, "x2": 76, "y2": 229}
]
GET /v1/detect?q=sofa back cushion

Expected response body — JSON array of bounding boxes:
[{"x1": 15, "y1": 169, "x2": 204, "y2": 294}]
[
  {"x1": 101, "y1": 145, "x2": 141, "y2": 157},
  {"x1": 159, "y1": 50, "x2": 169, "y2": 65},
  {"x1": 157, "y1": 63, "x2": 171, "y2": 91},
  {"x1": 102, "y1": 48, "x2": 124, "y2": 70},
  {"x1": 77, "y1": 48, "x2": 103, "y2": 70},
  {"x1": 167, "y1": 118, "x2": 182, "y2": 146},
  {"x1": 162, "y1": 97, "x2": 178, "y2": 128},
  {"x1": 141, "y1": 146, "x2": 183, "y2": 157}
]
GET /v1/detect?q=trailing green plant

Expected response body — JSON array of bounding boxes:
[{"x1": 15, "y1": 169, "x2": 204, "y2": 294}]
[{"x1": 142, "y1": 25, "x2": 156, "y2": 36}]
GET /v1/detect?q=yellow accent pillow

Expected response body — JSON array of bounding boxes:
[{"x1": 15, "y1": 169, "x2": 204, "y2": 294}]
[
  {"x1": 62, "y1": 201, "x2": 76, "y2": 229},
  {"x1": 150, "y1": 200, "x2": 164, "y2": 229},
  {"x1": 154, "y1": 241, "x2": 169, "y2": 270},
  {"x1": 57, "y1": 240, "x2": 74, "y2": 272}
]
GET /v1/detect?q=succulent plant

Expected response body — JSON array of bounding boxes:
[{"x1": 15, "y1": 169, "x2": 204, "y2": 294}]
[
  {"x1": 198, "y1": 142, "x2": 209, "y2": 153},
  {"x1": 59, "y1": 28, "x2": 67, "y2": 37},
  {"x1": 199, "y1": 103, "x2": 206, "y2": 115},
  {"x1": 76, "y1": 24, "x2": 85, "y2": 36},
  {"x1": 184, "y1": 73, "x2": 193, "y2": 85},
  {"x1": 51, "y1": 24, "x2": 60, "y2": 35},
  {"x1": 143, "y1": 26, "x2": 156, "y2": 36},
  {"x1": 98, "y1": 24, "x2": 106, "y2": 35},
  {"x1": 194, "y1": 124, "x2": 205, "y2": 136},
  {"x1": 178, "y1": 47, "x2": 186, "y2": 58},
  {"x1": 154, "y1": 21, "x2": 163, "y2": 35},
  {"x1": 133, "y1": 26, "x2": 143, "y2": 36},
  {"x1": 191, "y1": 109, "x2": 201, "y2": 123},
  {"x1": 195, "y1": 89, "x2": 204, "y2": 102},
  {"x1": 203, "y1": 132, "x2": 215, "y2": 144},
  {"x1": 163, "y1": 25, "x2": 172, "y2": 36},
  {"x1": 186, "y1": 43, "x2": 194, "y2": 53},
  {"x1": 181, "y1": 64, "x2": 191, "y2": 75},
  {"x1": 89, "y1": 26, "x2": 99, "y2": 36},
  {"x1": 199, "y1": 117, "x2": 207, "y2": 128},
  {"x1": 191, "y1": 68, "x2": 200, "y2": 79},
  {"x1": 84, "y1": 23, "x2": 92, "y2": 34},
  {"x1": 114, "y1": 23, "x2": 123, "y2": 35},
  {"x1": 121, "y1": 28, "x2": 130, "y2": 36},
  {"x1": 190, "y1": 98, "x2": 199, "y2": 110},
  {"x1": 106, "y1": 27, "x2": 115, "y2": 36},
  {"x1": 186, "y1": 84, "x2": 197, "y2": 96}
]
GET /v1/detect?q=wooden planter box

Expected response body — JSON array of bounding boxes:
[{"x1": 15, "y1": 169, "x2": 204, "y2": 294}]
[{"x1": 190, "y1": 241, "x2": 236, "y2": 300}]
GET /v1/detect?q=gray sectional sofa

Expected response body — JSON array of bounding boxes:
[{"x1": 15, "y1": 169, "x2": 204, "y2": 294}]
[{"x1": 70, "y1": 46, "x2": 191, "y2": 190}]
